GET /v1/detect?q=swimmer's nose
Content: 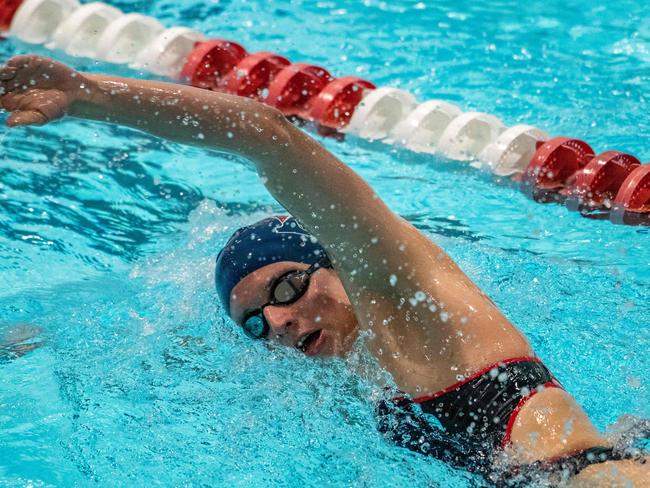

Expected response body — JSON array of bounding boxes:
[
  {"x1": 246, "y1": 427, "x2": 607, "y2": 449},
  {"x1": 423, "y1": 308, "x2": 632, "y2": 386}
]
[{"x1": 263, "y1": 306, "x2": 297, "y2": 344}]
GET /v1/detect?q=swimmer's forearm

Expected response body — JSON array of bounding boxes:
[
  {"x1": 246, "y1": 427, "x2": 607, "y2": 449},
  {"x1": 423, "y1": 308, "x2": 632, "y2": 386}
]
[
  {"x1": 71, "y1": 74, "x2": 289, "y2": 161},
  {"x1": 69, "y1": 75, "x2": 380, "y2": 253},
  {"x1": 70, "y1": 74, "x2": 407, "y2": 284},
  {"x1": 70, "y1": 75, "x2": 385, "y2": 250}
]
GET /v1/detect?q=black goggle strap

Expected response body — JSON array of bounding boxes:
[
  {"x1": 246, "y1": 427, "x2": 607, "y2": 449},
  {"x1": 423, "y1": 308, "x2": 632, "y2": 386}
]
[{"x1": 313, "y1": 253, "x2": 332, "y2": 270}]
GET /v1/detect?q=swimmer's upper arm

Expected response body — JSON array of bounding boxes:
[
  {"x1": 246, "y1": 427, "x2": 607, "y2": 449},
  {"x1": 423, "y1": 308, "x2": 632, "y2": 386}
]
[
  {"x1": 0, "y1": 57, "x2": 516, "y2": 367},
  {"x1": 253, "y1": 112, "x2": 449, "y2": 294},
  {"x1": 69, "y1": 67, "x2": 445, "y2": 295},
  {"x1": 71, "y1": 70, "x2": 420, "y2": 286}
]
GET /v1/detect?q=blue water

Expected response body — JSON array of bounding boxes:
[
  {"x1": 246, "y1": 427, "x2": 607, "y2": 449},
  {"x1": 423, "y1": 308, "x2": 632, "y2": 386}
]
[{"x1": 1, "y1": 0, "x2": 649, "y2": 486}]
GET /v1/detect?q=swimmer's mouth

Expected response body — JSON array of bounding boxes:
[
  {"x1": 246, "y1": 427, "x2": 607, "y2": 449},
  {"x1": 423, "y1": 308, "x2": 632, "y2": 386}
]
[{"x1": 296, "y1": 330, "x2": 322, "y2": 353}]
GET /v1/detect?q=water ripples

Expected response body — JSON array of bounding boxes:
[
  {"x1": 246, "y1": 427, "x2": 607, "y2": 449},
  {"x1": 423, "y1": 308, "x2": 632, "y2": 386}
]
[{"x1": 0, "y1": 1, "x2": 649, "y2": 486}]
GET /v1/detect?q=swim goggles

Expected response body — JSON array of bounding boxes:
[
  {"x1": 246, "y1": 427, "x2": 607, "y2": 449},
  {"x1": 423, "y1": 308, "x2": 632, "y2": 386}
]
[{"x1": 241, "y1": 255, "x2": 331, "y2": 340}]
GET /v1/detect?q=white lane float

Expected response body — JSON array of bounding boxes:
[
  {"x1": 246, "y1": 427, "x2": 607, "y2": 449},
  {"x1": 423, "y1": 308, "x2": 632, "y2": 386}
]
[
  {"x1": 478, "y1": 124, "x2": 550, "y2": 176},
  {"x1": 9, "y1": 0, "x2": 79, "y2": 44},
  {"x1": 49, "y1": 2, "x2": 122, "y2": 57},
  {"x1": 389, "y1": 100, "x2": 462, "y2": 153},
  {"x1": 344, "y1": 87, "x2": 417, "y2": 140},
  {"x1": 95, "y1": 13, "x2": 164, "y2": 64},
  {"x1": 437, "y1": 112, "x2": 505, "y2": 161},
  {"x1": 131, "y1": 27, "x2": 206, "y2": 78},
  {"x1": 3, "y1": 1, "x2": 648, "y2": 225}
]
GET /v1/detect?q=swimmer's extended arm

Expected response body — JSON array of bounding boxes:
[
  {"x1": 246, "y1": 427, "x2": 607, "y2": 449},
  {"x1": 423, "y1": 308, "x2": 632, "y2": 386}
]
[
  {"x1": 0, "y1": 56, "x2": 426, "y2": 286},
  {"x1": 1, "y1": 56, "x2": 530, "y2": 393}
]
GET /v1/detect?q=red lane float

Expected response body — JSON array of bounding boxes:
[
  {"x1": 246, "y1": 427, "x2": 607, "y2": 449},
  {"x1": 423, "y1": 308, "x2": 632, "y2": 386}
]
[
  {"x1": 610, "y1": 164, "x2": 650, "y2": 225},
  {"x1": 308, "y1": 76, "x2": 375, "y2": 129},
  {"x1": 181, "y1": 39, "x2": 247, "y2": 89},
  {"x1": 2, "y1": 3, "x2": 648, "y2": 225},
  {"x1": 265, "y1": 63, "x2": 332, "y2": 117},
  {"x1": 613, "y1": 164, "x2": 650, "y2": 212},
  {"x1": 522, "y1": 137, "x2": 594, "y2": 201},
  {"x1": 0, "y1": 0, "x2": 22, "y2": 31},
  {"x1": 223, "y1": 51, "x2": 290, "y2": 100},
  {"x1": 567, "y1": 151, "x2": 640, "y2": 210}
]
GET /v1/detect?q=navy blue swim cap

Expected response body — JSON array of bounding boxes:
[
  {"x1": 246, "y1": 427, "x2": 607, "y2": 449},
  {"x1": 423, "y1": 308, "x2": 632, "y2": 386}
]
[{"x1": 215, "y1": 216, "x2": 327, "y2": 314}]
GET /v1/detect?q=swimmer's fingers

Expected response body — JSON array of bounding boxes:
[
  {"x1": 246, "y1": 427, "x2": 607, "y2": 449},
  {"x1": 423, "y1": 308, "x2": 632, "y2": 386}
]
[
  {"x1": 6, "y1": 110, "x2": 49, "y2": 127},
  {"x1": 1, "y1": 55, "x2": 77, "y2": 94},
  {"x1": 0, "y1": 57, "x2": 83, "y2": 127},
  {"x1": 0, "y1": 56, "x2": 39, "y2": 94},
  {"x1": 0, "y1": 61, "x2": 19, "y2": 88},
  {"x1": 0, "y1": 65, "x2": 17, "y2": 98},
  {"x1": 2, "y1": 90, "x2": 67, "y2": 127},
  {"x1": 0, "y1": 65, "x2": 17, "y2": 81}
]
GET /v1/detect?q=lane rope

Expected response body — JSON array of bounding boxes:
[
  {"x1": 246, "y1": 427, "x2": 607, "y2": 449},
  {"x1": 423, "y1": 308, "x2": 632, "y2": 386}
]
[{"x1": 1, "y1": 0, "x2": 648, "y2": 224}]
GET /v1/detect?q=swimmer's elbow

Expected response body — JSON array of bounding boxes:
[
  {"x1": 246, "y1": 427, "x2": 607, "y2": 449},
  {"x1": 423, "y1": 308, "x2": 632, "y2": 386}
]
[
  {"x1": 255, "y1": 106, "x2": 294, "y2": 154},
  {"x1": 266, "y1": 106, "x2": 290, "y2": 127}
]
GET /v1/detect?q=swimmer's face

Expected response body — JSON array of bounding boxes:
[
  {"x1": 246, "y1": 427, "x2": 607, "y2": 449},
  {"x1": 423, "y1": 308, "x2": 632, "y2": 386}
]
[{"x1": 229, "y1": 261, "x2": 358, "y2": 357}]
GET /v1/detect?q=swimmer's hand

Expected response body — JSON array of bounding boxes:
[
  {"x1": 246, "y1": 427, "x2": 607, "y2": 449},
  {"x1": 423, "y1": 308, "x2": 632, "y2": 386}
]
[{"x1": 0, "y1": 55, "x2": 86, "y2": 127}]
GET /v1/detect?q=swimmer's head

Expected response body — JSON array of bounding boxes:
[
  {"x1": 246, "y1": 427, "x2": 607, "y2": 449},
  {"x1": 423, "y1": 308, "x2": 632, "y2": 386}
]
[{"x1": 215, "y1": 216, "x2": 358, "y2": 357}]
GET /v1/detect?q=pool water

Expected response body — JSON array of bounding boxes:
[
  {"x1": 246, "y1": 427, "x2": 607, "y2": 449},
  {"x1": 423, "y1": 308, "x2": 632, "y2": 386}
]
[{"x1": 1, "y1": 0, "x2": 648, "y2": 486}]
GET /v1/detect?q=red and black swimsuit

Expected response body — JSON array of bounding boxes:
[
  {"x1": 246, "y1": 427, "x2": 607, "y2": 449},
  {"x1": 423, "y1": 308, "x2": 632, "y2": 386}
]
[
  {"x1": 411, "y1": 356, "x2": 562, "y2": 449},
  {"x1": 376, "y1": 357, "x2": 643, "y2": 485},
  {"x1": 377, "y1": 357, "x2": 561, "y2": 467}
]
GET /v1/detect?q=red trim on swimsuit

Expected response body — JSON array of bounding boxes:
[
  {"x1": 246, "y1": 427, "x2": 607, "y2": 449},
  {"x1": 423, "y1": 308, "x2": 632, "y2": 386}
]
[
  {"x1": 389, "y1": 356, "x2": 565, "y2": 450},
  {"x1": 411, "y1": 356, "x2": 543, "y2": 404},
  {"x1": 500, "y1": 380, "x2": 562, "y2": 449}
]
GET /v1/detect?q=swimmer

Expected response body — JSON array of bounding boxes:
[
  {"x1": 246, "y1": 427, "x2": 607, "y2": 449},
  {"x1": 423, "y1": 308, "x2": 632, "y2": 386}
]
[
  {"x1": 0, "y1": 323, "x2": 42, "y2": 363},
  {"x1": 0, "y1": 56, "x2": 647, "y2": 486}
]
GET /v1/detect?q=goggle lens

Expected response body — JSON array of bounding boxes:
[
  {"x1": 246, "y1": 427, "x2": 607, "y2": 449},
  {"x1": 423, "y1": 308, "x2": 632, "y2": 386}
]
[
  {"x1": 272, "y1": 272, "x2": 307, "y2": 303},
  {"x1": 239, "y1": 255, "x2": 330, "y2": 341},
  {"x1": 242, "y1": 314, "x2": 267, "y2": 339}
]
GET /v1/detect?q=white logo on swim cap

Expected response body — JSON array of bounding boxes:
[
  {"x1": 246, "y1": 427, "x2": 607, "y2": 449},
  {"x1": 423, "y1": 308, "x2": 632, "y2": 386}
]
[{"x1": 271, "y1": 216, "x2": 310, "y2": 238}]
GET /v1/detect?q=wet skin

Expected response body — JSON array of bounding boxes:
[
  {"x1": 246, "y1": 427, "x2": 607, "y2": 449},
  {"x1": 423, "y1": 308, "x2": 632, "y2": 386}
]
[
  {"x1": 1, "y1": 56, "x2": 647, "y2": 485},
  {"x1": 229, "y1": 261, "x2": 358, "y2": 357},
  {"x1": 229, "y1": 261, "x2": 644, "y2": 487}
]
